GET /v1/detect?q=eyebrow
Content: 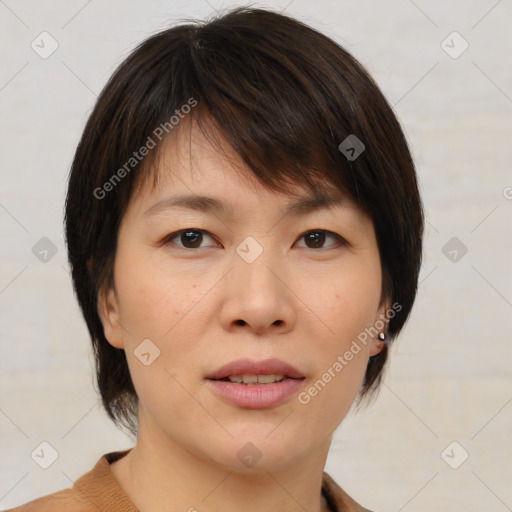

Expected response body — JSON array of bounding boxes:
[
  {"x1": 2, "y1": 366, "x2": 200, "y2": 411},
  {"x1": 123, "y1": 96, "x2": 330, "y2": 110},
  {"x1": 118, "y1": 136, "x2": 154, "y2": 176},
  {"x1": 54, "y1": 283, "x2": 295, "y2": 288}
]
[{"x1": 143, "y1": 191, "x2": 345, "y2": 219}]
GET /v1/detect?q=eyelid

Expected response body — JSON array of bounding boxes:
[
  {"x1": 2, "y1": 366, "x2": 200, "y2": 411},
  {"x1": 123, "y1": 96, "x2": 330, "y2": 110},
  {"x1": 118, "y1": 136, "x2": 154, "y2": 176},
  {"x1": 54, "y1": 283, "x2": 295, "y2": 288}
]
[
  {"x1": 295, "y1": 229, "x2": 347, "y2": 249},
  {"x1": 162, "y1": 229, "x2": 219, "y2": 248},
  {"x1": 163, "y1": 228, "x2": 347, "y2": 249}
]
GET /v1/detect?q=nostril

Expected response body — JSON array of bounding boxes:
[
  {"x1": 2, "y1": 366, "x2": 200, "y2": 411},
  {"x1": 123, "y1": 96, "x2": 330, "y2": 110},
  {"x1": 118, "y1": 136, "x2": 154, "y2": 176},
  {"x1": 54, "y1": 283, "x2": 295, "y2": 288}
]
[{"x1": 235, "y1": 319, "x2": 246, "y2": 326}]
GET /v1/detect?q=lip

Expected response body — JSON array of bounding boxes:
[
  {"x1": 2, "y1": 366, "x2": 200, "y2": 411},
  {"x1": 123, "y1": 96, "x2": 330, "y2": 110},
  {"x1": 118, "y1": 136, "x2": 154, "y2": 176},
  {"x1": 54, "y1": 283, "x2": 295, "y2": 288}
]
[
  {"x1": 205, "y1": 358, "x2": 305, "y2": 380},
  {"x1": 205, "y1": 358, "x2": 306, "y2": 410},
  {"x1": 206, "y1": 378, "x2": 305, "y2": 409}
]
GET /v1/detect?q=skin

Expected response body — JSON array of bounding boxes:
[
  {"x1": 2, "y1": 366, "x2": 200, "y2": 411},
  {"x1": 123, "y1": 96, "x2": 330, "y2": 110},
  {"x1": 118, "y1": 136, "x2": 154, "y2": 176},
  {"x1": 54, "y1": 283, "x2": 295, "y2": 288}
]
[{"x1": 98, "y1": 118, "x2": 388, "y2": 512}]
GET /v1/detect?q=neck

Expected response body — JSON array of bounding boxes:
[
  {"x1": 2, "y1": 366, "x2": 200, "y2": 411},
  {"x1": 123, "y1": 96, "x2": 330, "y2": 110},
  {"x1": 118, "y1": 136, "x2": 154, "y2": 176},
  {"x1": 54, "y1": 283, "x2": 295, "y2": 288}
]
[{"x1": 111, "y1": 412, "x2": 333, "y2": 512}]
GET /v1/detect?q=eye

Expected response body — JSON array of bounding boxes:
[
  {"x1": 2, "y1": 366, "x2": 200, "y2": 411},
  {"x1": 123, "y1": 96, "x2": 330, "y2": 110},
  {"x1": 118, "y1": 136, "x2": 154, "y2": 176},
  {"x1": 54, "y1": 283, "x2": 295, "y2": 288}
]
[
  {"x1": 295, "y1": 230, "x2": 346, "y2": 249},
  {"x1": 163, "y1": 228, "x2": 346, "y2": 250},
  {"x1": 163, "y1": 229, "x2": 218, "y2": 249}
]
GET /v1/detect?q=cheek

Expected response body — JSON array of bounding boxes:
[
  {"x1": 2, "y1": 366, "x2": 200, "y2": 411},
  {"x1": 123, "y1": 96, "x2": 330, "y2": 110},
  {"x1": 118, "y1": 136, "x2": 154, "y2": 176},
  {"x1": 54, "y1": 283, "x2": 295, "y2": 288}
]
[
  {"x1": 111, "y1": 245, "x2": 209, "y2": 395},
  {"x1": 312, "y1": 260, "x2": 382, "y2": 344},
  {"x1": 112, "y1": 247, "x2": 199, "y2": 340},
  {"x1": 297, "y1": 317, "x2": 372, "y2": 435},
  {"x1": 294, "y1": 260, "x2": 381, "y2": 424},
  {"x1": 292, "y1": 341, "x2": 369, "y2": 446}
]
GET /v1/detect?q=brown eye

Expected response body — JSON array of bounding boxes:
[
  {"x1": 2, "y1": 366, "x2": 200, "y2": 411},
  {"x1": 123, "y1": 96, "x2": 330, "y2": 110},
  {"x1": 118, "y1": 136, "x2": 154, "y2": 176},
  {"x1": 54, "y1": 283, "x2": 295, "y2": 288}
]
[
  {"x1": 297, "y1": 230, "x2": 345, "y2": 249},
  {"x1": 164, "y1": 229, "x2": 216, "y2": 249}
]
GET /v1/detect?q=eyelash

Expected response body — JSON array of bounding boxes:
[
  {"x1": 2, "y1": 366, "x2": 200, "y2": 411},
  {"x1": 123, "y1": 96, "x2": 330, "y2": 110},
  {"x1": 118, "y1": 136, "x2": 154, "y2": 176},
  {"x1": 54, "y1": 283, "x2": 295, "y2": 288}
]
[{"x1": 162, "y1": 228, "x2": 347, "y2": 251}]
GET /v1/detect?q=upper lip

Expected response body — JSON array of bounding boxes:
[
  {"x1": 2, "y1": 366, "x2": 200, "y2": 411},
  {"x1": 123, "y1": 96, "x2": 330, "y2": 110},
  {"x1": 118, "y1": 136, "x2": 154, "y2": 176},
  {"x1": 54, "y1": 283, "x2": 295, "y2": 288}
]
[{"x1": 206, "y1": 358, "x2": 305, "y2": 380}]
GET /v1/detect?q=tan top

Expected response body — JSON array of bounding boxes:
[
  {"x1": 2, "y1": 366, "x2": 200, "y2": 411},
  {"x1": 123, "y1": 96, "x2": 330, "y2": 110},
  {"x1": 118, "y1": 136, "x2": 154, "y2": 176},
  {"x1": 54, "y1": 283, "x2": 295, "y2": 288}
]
[{"x1": 6, "y1": 449, "x2": 373, "y2": 512}]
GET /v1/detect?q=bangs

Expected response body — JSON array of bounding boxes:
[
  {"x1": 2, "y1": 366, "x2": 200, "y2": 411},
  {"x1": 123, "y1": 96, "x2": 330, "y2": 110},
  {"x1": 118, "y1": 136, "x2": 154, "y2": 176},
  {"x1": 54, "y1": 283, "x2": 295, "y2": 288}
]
[
  {"x1": 139, "y1": 104, "x2": 348, "y2": 203},
  {"x1": 123, "y1": 16, "x2": 369, "y2": 209}
]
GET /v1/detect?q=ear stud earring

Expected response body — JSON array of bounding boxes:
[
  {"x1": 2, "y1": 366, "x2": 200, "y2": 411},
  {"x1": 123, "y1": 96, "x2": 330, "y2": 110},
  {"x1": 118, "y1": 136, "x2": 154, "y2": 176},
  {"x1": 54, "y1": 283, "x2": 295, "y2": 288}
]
[{"x1": 378, "y1": 332, "x2": 385, "y2": 341}]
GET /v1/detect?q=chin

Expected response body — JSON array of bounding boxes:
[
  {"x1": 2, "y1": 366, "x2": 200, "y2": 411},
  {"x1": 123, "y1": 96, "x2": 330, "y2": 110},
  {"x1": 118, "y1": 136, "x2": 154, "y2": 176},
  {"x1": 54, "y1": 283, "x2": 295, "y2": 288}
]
[{"x1": 200, "y1": 433, "x2": 311, "y2": 474}]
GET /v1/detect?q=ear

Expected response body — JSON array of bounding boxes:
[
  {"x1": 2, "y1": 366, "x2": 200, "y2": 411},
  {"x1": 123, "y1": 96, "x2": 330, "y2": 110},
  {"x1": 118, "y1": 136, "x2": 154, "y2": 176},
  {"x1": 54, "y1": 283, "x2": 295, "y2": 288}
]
[
  {"x1": 97, "y1": 285, "x2": 124, "y2": 349},
  {"x1": 368, "y1": 298, "x2": 391, "y2": 357}
]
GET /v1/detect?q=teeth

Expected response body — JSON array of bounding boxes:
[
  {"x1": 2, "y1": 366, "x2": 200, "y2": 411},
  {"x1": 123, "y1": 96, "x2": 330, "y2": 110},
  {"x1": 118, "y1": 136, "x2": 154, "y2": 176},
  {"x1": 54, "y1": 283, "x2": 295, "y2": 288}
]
[
  {"x1": 256, "y1": 374, "x2": 284, "y2": 384},
  {"x1": 227, "y1": 374, "x2": 285, "y2": 384}
]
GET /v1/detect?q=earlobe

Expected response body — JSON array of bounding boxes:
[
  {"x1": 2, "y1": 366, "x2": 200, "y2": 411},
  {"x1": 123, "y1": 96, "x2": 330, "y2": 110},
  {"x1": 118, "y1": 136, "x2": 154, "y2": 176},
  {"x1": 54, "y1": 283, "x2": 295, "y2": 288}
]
[
  {"x1": 97, "y1": 286, "x2": 124, "y2": 349},
  {"x1": 369, "y1": 299, "x2": 390, "y2": 356},
  {"x1": 369, "y1": 332, "x2": 386, "y2": 356}
]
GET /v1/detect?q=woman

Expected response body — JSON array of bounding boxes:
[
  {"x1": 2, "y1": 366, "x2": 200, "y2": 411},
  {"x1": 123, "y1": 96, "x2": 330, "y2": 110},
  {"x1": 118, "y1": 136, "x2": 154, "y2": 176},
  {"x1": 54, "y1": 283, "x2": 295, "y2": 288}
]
[{"x1": 7, "y1": 6, "x2": 423, "y2": 512}]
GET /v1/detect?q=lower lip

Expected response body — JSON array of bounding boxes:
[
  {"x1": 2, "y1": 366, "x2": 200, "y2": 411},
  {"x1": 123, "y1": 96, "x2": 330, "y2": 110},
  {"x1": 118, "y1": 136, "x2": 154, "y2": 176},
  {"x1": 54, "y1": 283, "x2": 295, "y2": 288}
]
[{"x1": 206, "y1": 378, "x2": 305, "y2": 409}]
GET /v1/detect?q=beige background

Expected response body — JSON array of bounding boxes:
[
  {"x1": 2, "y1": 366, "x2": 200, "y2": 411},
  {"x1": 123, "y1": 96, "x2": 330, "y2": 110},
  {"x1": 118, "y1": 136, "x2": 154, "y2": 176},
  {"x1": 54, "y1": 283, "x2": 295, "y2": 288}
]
[{"x1": 1, "y1": 1, "x2": 511, "y2": 510}]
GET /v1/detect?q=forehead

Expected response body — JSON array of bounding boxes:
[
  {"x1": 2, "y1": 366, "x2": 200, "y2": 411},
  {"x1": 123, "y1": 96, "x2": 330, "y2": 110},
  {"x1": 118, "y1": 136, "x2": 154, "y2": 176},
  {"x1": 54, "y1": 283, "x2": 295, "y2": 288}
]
[{"x1": 129, "y1": 113, "x2": 359, "y2": 219}]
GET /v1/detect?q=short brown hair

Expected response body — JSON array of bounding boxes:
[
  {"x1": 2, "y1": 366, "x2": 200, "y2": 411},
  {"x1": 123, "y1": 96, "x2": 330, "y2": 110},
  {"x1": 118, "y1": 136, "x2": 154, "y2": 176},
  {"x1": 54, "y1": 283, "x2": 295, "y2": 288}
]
[{"x1": 65, "y1": 6, "x2": 423, "y2": 437}]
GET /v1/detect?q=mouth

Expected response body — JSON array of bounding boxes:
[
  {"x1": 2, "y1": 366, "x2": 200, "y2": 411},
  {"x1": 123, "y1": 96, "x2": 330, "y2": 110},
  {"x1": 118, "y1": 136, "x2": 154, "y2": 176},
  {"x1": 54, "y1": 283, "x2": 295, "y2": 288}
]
[
  {"x1": 212, "y1": 374, "x2": 303, "y2": 385},
  {"x1": 205, "y1": 357, "x2": 306, "y2": 382},
  {"x1": 205, "y1": 358, "x2": 306, "y2": 409}
]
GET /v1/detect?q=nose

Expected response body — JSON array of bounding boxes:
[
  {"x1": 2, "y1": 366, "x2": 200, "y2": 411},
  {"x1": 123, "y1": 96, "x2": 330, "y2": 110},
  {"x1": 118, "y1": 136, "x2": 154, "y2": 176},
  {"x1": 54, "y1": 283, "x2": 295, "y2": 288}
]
[{"x1": 219, "y1": 241, "x2": 297, "y2": 336}]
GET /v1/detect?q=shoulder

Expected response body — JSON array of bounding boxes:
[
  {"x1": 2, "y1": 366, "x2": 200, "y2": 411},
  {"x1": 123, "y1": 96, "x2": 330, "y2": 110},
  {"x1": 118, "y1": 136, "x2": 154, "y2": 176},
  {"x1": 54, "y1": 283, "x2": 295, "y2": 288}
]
[
  {"x1": 3, "y1": 449, "x2": 134, "y2": 512},
  {"x1": 322, "y1": 472, "x2": 375, "y2": 512},
  {"x1": 2, "y1": 487, "x2": 92, "y2": 512}
]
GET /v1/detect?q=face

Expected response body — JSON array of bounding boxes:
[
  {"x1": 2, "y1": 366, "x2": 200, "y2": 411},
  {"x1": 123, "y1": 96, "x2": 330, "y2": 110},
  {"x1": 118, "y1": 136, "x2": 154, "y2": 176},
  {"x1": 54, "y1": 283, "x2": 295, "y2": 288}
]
[{"x1": 98, "y1": 119, "x2": 388, "y2": 473}]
